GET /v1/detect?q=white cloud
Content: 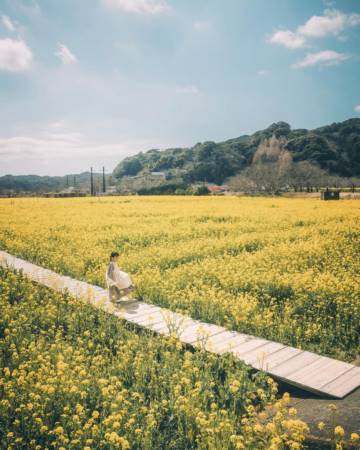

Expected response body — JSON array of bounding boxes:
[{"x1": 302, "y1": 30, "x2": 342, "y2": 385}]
[
  {"x1": 192, "y1": 20, "x2": 210, "y2": 32},
  {"x1": 1, "y1": 15, "x2": 15, "y2": 32},
  {"x1": 354, "y1": 105, "x2": 360, "y2": 113},
  {"x1": 291, "y1": 50, "x2": 349, "y2": 68},
  {"x1": 269, "y1": 30, "x2": 306, "y2": 49},
  {"x1": 269, "y1": 9, "x2": 360, "y2": 49},
  {"x1": 174, "y1": 85, "x2": 199, "y2": 95},
  {"x1": 55, "y1": 43, "x2": 78, "y2": 65},
  {"x1": 256, "y1": 69, "x2": 268, "y2": 77},
  {"x1": 298, "y1": 9, "x2": 360, "y2": 38},
  {"x1": 0, "y1": 130, "x2": 163, "y2": 175},
  {"x1": 47, "y1": 119, "x2": 69, "y2": 130},
  {"x1": 103, "y1": 0, "x2": 169, "y2": 15},
  {"x1": 0, "y1": 38, "x2": 32, "y2": 72}
]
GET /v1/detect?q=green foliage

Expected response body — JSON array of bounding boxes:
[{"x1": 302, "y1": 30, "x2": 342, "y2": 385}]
[
  {"x1": 117, "y1": 157, "x2": 143, "y2": 177},
  {"x1": 286, "y1": 134, "x2": 337, "y2": 169},
  {"x1": 3, "y1": 119, "x2": 360, "y2": 194},
  {"x1": 193, "y1": 185, "x2": 210, "y2": 195},
  {"x1": 112, "y1": 118, "x2": 360, "y2": 189},
  {"x1": 137, "y1": 183, "x2": 188, "y2": 195},
  {"x1": 0, "y1": 172, "x2": 111, "y2": 194}
]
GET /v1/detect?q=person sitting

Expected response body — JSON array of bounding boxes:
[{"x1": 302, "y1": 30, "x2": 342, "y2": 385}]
[{"x1": 105, "y1": 251, "x2": 136, "y2": 303}]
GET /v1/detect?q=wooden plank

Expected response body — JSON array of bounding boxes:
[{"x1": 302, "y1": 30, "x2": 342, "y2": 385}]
[
  {"x1": 179, "y1": 322, "x2": 227, "y2": 344},
  {"x1": 180, "y1": 320, "x2": 226, "y2": 339},
  {"x1": 134, "y1": 308, "x2": 165, "y2": 320},
  {"x1": 199, "y1": 330, "x2": 241, "y2": 350},
  {"x1": 175, "y1": 321, "x2": 204, "y2": 338},
  {"x1": 125, "y1": 305, "x2": 161, "y2": 316},
  {"x1": 270, "y1": 351, "x2": 321, "y2": 378},
  {"x1": 244, "y1": 342, "x2": 286, "y2": 367},
  {"x1": 137, "y1": 317, "x2": 167, "y2": 328},
  {"x1": 192, "y1": 330, "x2": 235, "y2": 351},
  {"x1": 214, "y1": 334, "x2": 251, "y2": 354},
  {"x1": 186, "y1": 324, "x2": 227, "y2": 342},
  {"x1": 286, "y1": 357, "x2": 355, "y2": 391},
  {"x1": 205, "y1": 330, "x2": 239, "y2": 345},
  {"x1": 230, "y1": 338, "x2": 269, "y2": 357},
  {"x1": 113, "y1": 304, "x2": 161, "y2": 321},
  {"x1": 149, "y1": 313, "x2": 190, "y2": 333},
  {"x1": 319, "y1": 366, "x2": 360, "y2": 398},
  {"x1": 199, "y1": 331, "x2": 248, "y2": 353},
  {"x1": 123, "y1": 306, "x2": 163, "y2": 322},
  {"x1": 133, "y1": 311, "x2": 166, "y2": 326},
  {"x1": 252, "y1": 346, "x2": 303, "y2": 371}
]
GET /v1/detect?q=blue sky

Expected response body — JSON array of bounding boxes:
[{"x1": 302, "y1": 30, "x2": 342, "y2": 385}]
[{"x1": 0, "y1": 0, "x2": 359, "y2": 175}]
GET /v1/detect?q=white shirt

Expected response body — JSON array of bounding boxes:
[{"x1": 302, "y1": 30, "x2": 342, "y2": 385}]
[{"x1": 106, "y1": 261, "x2": 132, "y2": 289}]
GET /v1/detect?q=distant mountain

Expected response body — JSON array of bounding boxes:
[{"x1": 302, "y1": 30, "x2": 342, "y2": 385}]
[
  {"x1": 3, "y1": 119, "x2": 359, "y2": 194},
  {"x1": 113, "y1": 118, "x2": 360, "y2": 187},
  {"x1": 0, "y1": 172, "x2": 114, "y2": 194}
]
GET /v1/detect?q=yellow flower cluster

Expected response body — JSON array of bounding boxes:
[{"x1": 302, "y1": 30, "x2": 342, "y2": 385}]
[
  {"x1": 0, "y1": 266, "x2": 311, "y2": 449},
  {"x1": 0, "y1": 196, "x2": 359, "y2": 361}
]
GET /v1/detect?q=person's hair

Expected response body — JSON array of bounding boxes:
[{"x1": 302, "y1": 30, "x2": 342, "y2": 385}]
[{"x1": 110, "y1": 251, "x2": 120, "y2": 261}]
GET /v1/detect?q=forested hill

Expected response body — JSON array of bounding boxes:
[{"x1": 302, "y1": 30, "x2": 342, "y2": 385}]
[
  {"x1": 113, "y1": 118, "x2": 360, "y2": 185},
  {"x1": 0, "y1": 172, "x2": 113, "y2": 194}
]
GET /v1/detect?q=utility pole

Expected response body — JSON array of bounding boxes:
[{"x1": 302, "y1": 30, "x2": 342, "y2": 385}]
[
  {"x1": 66, "y1": 175, "x2": 69, "y2": 186},
  {"x1": 90, "y1": 167, "x2": 94, "y2": 196},
  {"x1": 102, "y1": 166, "x2": 106, "y2": 193}
]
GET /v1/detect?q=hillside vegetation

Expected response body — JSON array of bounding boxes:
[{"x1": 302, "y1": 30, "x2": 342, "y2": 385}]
[
  {"x1": 113, "y1": 118, "x2": 360, "y2": 193},
  {"x1": 2, "y1": 119, "x2": 359, "y2": 195},
  {"x1": 0, "y1": 172, "x2": 114, "y2": 194}
]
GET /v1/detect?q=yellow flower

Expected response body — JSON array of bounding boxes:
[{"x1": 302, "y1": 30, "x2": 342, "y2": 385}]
[
  {"x1": 334, "y1": 426, "x2": 345, "y2": 438},
  {"x1": 230, "y1": 380, "x2": 240, "y2": 393},
  {"x1": 76, "y1": 403, "x2": 84, "y2": 414},
  {"x1": 318, "y1": 421, "x2": 325, "y2": 431},
  {"x1": 266, "y1": 422, "x2": 277, "y2": 434},
  {"x1": 253, "y1": 423, "x2": 263, "y2": 433}
]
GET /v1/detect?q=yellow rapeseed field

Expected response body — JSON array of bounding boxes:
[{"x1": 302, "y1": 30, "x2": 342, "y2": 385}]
[
  {"x1": 0, "y1": 266, "x2": 312, "y2": 449},
  {"x1": 0, "y1": 196, "x2": 359, "y2": 360}
]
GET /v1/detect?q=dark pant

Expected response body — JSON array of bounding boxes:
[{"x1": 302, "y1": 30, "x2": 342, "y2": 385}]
[{"x1": 108, "y1": 285, "x2": 134, "y2": 302}]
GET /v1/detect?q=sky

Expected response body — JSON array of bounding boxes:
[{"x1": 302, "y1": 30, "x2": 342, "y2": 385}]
[{"x1": 0, "y1": 0, "x2": 360, "y2": 176}]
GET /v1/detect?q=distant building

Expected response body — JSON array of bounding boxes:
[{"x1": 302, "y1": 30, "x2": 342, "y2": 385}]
[
  {"x1": 150, "y1": 172, "x2": 166, "y2": 177},
  {"x1": 206, "y1": 184, "x2": 229, "y2": 194},
  {"x1": 60, "y1": 186, "x2": 76, "y2": 194},
  {"x1": 321, "y1": 190, "x2": 340, "y2": 200},
  {"x1": 43, "y1": 186, "x2": 87, "y2": 198}
]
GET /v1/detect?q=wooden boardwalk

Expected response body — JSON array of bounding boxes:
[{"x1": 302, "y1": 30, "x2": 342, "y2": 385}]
[{"x1": 1, "y1": 249, "x2": 359, "y2": 399}]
